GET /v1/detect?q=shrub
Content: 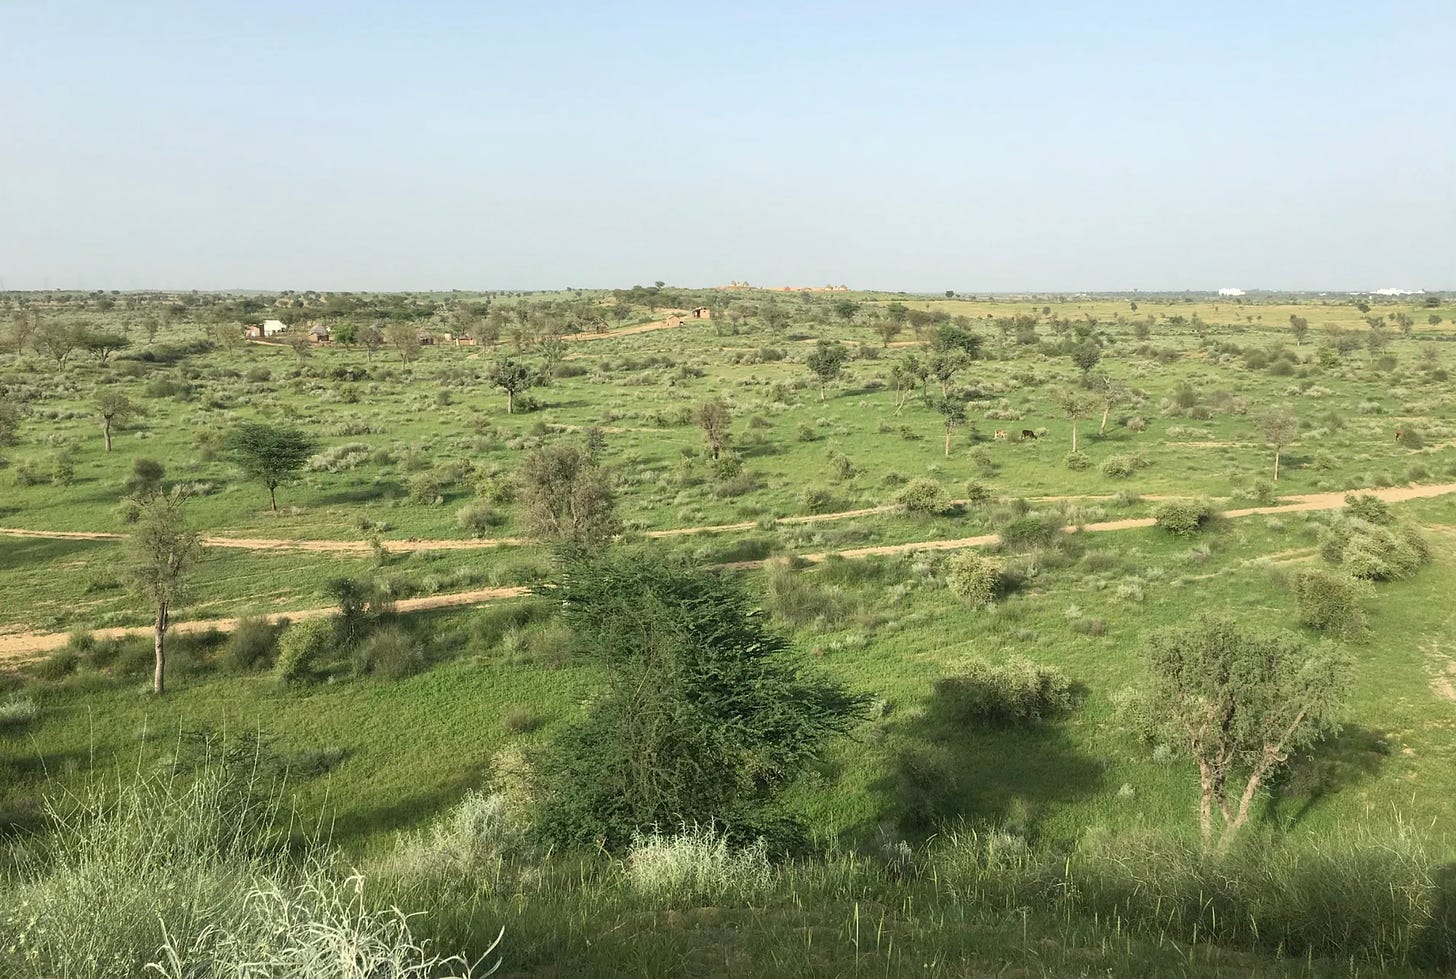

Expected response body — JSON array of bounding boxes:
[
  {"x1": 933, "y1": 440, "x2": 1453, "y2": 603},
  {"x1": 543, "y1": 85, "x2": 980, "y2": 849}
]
[
  {"x1": 997, "y1": 512, "x2": 1065, "y2": 550},
  {"x1": 1322, "y1": 518, "x2": 1430, "y2": 581},
  {"x1": 456, "y1": 499, "x2": 505, "y2": 537},
  {"x1": 1344, "y1": 493, "x2": 1393, "y2": 525},
  {"x1": 1293, "y1": 567, "x2": 1372, "y2": 638},
  {"x1": 1100, "y1": 453, "x2": 1145, "y2": 478},
  {"x1": 933, "y1": 657, "x2": 1076, "y2": 725},
  {"x1": 274, "y1": 618, "x2": 335, "y2": 685},
  {"x1": 763, "y1": 558, "x2": 850, "y2": 627},
  {"x1": 963, "y1": 480, "x2": 992, "y2": 504},
  {"x1": 897, "y1": 477, "x2": 953, "y2": 515},
  {"x1": 626, "y1": 825, "x2": 772, "y2": 901},
  {"x1": 1063, "y1": 451, "x2": 1090, "y2": 471},
  {"x1": 122, "y1": 457, "x2": 166, "y2": 497},
  {"x1": 945, "y1": 552, "x2": 1002, "y2": 607},
  {"x1": 801, "y1": 486, "x2": 840, "y2": 515},
  {"x1": 1153, "y1": 498, "x2": 1213, "y2": 537},
  {"x1": 226, "y1": 616, "x2": 279, "y2": 671},
  {"x1": 382, "y1": 790, "x2": 528, "y2": 884},
  {"x1": 0, "y1": 694, "x2": 39, "y2": 728},
  {"x1": 353, "y1": 625, "x2": 424, "y2": 679}
]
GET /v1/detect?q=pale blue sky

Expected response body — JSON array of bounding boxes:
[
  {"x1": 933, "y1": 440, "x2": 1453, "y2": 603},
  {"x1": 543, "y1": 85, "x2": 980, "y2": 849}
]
[{"x1": 1, "y1": 1, "x2": 1451, "y2": 292}]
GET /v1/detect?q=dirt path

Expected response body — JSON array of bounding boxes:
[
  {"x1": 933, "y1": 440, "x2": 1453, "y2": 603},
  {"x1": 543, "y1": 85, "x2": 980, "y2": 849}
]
[{"x1": 3, "y1": 481, "x2": 1454, "y2": 662}]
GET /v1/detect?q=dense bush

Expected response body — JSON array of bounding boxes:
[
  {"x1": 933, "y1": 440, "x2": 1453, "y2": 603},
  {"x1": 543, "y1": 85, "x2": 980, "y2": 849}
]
[
  {"x1": 896, "y1": 477, "x2": 953, "y2": 514},
  {"x1": 353, "y1": 625, "x2": 425, "y2": 679},
  {"x1": 933, "y1": 657, "x2": 1076, "y2": 725},
  {"x1": 1320, "y1": 517, "x2": 1430, "y2": 581},
  {"x1": 1293, "y1": 567, "x2": 1371, "y2": 637},
  {"x1": 1100, "y1": 453, "x2": 1146, "y2": 478},
  {"x1": 274, "y1": 618, "x2": 335, "y2": 685},
  {"x1": 456, "y1": 499, "x2": 505, "y2": 537},
  {"x1": 226, "y1": 615, "x2": 280, "y2": 671},
  {"x1": 945, "y1": 552, "x2": 1002, "y2": 607},
  {"x1": 1152, "y1": 498, "x2": 1213, "y2": 537}
]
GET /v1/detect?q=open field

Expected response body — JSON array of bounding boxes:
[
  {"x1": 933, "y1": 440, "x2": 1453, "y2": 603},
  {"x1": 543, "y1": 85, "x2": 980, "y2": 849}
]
[{"x1": 3, "y1": 287, "x2": 1456, "y2": 976}]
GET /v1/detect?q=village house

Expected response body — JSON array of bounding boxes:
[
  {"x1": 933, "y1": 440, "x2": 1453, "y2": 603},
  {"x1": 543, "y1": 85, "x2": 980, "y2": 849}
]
[
  {"x1": 245, "y1": 318, "x2": 289, "y2": 339},
  {"x1": 308, "y1": 324, "x2": 332, "y2": 344},
  {"x1": 691, "y1": 306, "x2": 711, "y2": 319}
]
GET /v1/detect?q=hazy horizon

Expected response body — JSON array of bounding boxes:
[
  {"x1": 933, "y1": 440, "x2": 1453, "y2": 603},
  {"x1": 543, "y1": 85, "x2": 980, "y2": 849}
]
[{"x1": 3, "y1": 1, "x2": 1452, "y2": 293}]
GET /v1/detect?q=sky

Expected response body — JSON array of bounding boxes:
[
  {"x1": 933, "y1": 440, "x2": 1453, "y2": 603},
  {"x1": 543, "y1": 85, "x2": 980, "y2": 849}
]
[{"x1": 1, "y1": 1, "x2": 1452, "y2": 293}]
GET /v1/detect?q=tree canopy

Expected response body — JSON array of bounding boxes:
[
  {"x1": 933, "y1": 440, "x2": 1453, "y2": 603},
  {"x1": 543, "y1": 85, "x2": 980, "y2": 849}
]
[{"x1": 225, "y1": 422, "x2": 318, "y2": 510}]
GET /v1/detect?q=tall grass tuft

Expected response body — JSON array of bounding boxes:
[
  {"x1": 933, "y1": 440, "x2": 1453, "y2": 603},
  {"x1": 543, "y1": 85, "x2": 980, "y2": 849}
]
[{"x1": 626, "y1": 825, "x2": 772, "y2": 902}]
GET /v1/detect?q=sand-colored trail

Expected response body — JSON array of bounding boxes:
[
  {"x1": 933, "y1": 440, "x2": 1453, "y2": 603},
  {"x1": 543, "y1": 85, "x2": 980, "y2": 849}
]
[{"x1": 3, "y1": 481, "x2": 1454, "y2": 662}]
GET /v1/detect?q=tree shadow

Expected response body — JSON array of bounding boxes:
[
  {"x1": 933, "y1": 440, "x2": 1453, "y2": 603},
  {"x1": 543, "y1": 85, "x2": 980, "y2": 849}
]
[
  {"x1": 870, "y1": 678, "x2": 1105, "y2": 841},
  {"x1": 0, "y1": 535, "x2": 111, "y2": 572},
  {"x1": 1266, "y1": 723, "x2": 1391, "y2": 830}
]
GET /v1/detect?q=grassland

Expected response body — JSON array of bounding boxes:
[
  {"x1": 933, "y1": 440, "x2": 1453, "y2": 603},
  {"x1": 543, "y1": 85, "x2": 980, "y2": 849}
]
[{"x1": 2, "y1": 287, "x2": 1455, "y2": 976}]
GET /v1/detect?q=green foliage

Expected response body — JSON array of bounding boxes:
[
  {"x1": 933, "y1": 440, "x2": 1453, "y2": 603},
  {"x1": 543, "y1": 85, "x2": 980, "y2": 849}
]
[
  {"x1": 1321, "y1": 516, "x2": 1430, "y2": 581},
  {"x1": 529, "y1": 549, "x2": 868, "y2": 850},
  {"x1": 1344, "y1": 492, "x2": 1393, "y2": 525},
  {"x1": 353, "y1": 625, "x2": 424, "y2": 679},
  {"x1": 1293, "y1": 567, "x2": 1372, "y2": 638},
  {"x1": 516, "y1": 442, "x2": 620, "y2": 546},
  {"x1": 933, "y1": 656, "x2": 1075, "y2": 725},
  {"x1": 1143, "y1": 613, "x2": 1349, "y2": 845},
  {"x1": 626, "y1": 825, "x2": 772, "y2": 901},
  {"x1": 896, "y1": 477, "x2": 953, "y2": 515},
  {"x1": 225, "y1": 615, "x2": 280, "y2": 671},
  {"x1": 225, "y1": 421, "x2": 319, "y2": 509},
  {"x1": 944, "y1": 552, "x2": 1002, "y2": 607},
  {"x1": 1152, "y1": 498, "x2": 1213, "y2": 537},
  {"x1": 1063, "y1": 450, "x2": 1090, "y2": 470},
  {"x1": 1099, "y1": 453, "x2": 1146, "y2": 478},
  {"x1": 275, "y1": 618, "x2": 336, "y2": 686}
]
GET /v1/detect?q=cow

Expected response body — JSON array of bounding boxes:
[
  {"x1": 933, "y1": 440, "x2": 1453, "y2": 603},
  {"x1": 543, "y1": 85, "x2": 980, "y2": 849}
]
[
  {"x1": 1020, "y1": 429, "x2": 1038, "y2": 441},
  {"x1": 993, "y1": 429, "x2": 1008, "y2": 440}
]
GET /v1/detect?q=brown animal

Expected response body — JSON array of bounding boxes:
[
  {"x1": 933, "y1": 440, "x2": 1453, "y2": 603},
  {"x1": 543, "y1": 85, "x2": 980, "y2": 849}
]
[
  {"x1": 993, "y1": 429, "x2": 1008, "y2": 440},
  {"x1": 1020, "y1": 429, "x2": 1038, "y2": 441},
  {"x1": 1395, "y1": 430, "x2": 1405, "y2": 443}
]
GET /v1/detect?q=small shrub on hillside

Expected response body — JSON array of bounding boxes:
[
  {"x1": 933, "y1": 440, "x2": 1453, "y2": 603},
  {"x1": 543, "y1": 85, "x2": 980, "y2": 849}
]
[
  {"x1": 1320, "y1": 518, "x2": 1430, "y2": 581},
  {"x1": 934, "y1": 657, "x2": 1076, "y2": 725},
  {"x1": 997, "y1": 511, "x2": 1065, "y2": 550},
  {"x1": 1063, "y1": 451, "x2": 1090, "y2": 471},
  {"x1": 122, "y1": 457, "x2": 166, "y2": 496},
  {"x1": 1293, "y1": 568, "x2": 1372, "y2": 638},
  {"x1": 1100, "y1": 453, "x2": 1146, "y2": 479},
  {"x1": 626, "y1": 825, "x2": 772, "y2": 901},
  {"x1": 897, "y1": 477, "x2": 953, "y2": 515},
  {"x1": 382, "y1": 790, "x2": 528, "y2": 884},
  {"x1": 226, "y1": 616, "x2": 279, "y2": 671},
  {"x1": 353, "y1": 626, "x2": 425, "y2": 679},
  {"x1": 802, "y1": 487, "x2": 840, "y2": 515},
  {"x1": 456, "y1": 499, "x2": 505, "y2": 537},
  {"x1": 963, "y1": 480, "x2": 992, "y2": 504},
  {"x1": 0, "y1": 695, "x2": 39, "y2": 728},
  {"x1": 274, "y1": 618, "x2": 335, "y2": 686},
  {"x1": 1344, "y1": 493, "x2": 1393, "y2": 525},
  {"x1": 1153, "y1": 498, "x2": 1213, "y2": 537},
  {"x1": 945, "y1": 552, "x2": 1003, "y2": 607}
]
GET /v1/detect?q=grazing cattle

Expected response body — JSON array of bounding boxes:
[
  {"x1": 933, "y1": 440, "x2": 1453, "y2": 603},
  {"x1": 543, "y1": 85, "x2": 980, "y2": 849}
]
[
  {"x1": 1020, "y1": 429, "x2": 1038, "y2": 441},
  {"x1": 993, "y1": 429, "x2": 1008, "y2": 440},
  {"x1": 1395, "y1": 430, "x2": 1405, "y2": 443}
]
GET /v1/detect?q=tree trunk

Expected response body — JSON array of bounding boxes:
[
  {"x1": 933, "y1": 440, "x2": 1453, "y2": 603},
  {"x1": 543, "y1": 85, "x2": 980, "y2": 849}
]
[
  {"x1": 152, "y1": 603, "x2": 168, "y2": 695},
  {"x1": 268, "y1": 483, "x2": 278, "y2": 511},
  {"x1": 1197, "y1": 759, "x2": 1215, "y2": 844},
  {"x1": 506, "y1": 390, "x2": 514, "y2": 414},
  {"x1": 819, "y1": 382, "x2": 826, "y2": 402},
  {"x1": 1099, "y1": 405, "x2": 1110, "y2": 435},
  {"x1": 103, "y1": 419, "x2": 113, "y2": 452},
  {"x1": 944, "y1": 427, "x2": 952, "y2": 457},
  {"x1": 1071, "y1": 420, "x2": 1079, "y2": 453},
  {"x1": 1272, "y1": 448, "x2": 1280, "y2": 481}
]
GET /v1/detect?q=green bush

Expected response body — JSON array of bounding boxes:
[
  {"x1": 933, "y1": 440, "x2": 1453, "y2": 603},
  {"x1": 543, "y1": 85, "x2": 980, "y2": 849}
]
[
  {"x1": 1293, "y1": 568, "x2": 1372, "y2": 637},
  {"x1": 801, "y1": 487, "x2": 840, "y2": 515},
  {"x1": 933, "y1": 656, "x2": 1076, "y2": 725},
  {"x1": 1063, "y1": 451, "x2": 1090, "y2": 471},
  {"x1": 945, "y1": 552, "x2": 1002, "y2": 607},
  {"x1": 456, "y1": 499, "x2": 505, "y2": 537},
  {"x1": 1153, "y1": 498, "x2": 1213, "y2": 537},
  {"x1": 353, "y1": 625, "x2": 424, "y2": 679},
  {"x1": 274, "y1": 618, "x2": 335, "y2": 686},
  {"x1": 1344, "y1": 493, "x2": 1393, "y2": 525},
  {"x1": 1321, "y1": 517, "x2": 1430, "y2": 581},
  {"x1": 225, "y1": 616, "x2": 279, "y2": 671},
  {"x1": 897, "y1": 477, "x2": 953, "y2": 514},
  {"x1": 1100, "y1": 453, "x2": 1145, "y2": 478}
]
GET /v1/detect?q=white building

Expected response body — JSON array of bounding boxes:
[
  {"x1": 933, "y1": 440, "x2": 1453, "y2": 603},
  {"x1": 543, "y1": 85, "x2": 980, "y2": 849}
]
[
  {"x1": 1218, "y1": 287, "x2": 1246, "y2": 297},
  {"x1": 261, "y1": 319, "x2": 287, "y2": 337}
]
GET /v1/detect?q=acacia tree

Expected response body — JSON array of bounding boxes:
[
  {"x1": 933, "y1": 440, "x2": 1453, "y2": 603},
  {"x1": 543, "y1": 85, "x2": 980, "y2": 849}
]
[
  {"x1": 34, "y1": 320, "x2": 82, "y2": 365},
  {"x1": 888, "y1": 363, "x2": 915, "y2": 415},
  {"x1": 1056, "y1": 388, "x2": 1094, "y2": 452},
  {"x1": 694, "y1": 397, "x2": 732, "y2": 460},
  {"x1": 126, "y1": 490, "x2": 202, "y2": 695},
  {"x1": 928, "y1": 350, "x2": 967, "y2": 396},
  {"x1": 1071, "y1": 340, "x2": 1101, "y2": 378},
  {"x1": 1144, "y1": 614, "x2": 1348, "y2": 850},
  {"x1": 96, "y1": 390, "x2": 140, "y2": 452},
  {"x1": 806, "y1": 340, "x2": 849, "y2": 401},
  {"x1": 0, "y1": 395, "x2": 21, "y2": 463},
  {"x1": 225, "y1": 421, "x2": 318, "y2": 510},
  {"x1": 487, "y1": 356, "x2": 539, "y2": 413},
  {"x1": 1288, "y1": 315, "x2": 1310, "y2": 344},
  {"x1": 517, "y1": 442, "x2": 620, "y2": 546},
  {"x1": 831, "y1": 299, "x2": 861, "y2": 324},
  {"x1": 357, "y1": 322, "x2": 384, "y2": 359},
  {"x1": 872, "y1": 314, "x2": 904, "y2": 347},
  {"x1": 1259, "y1": 407, "x2": 1299, "y2": 481},
  {"x1": 384, "y1": 322, "x2": 422, "y2": 364},
  {"x1": 1094, "y1": 374, "x2": 1131, "y2": 435},
  {"x1": 80, "y1": 329, "x2": 130, "y2": 363},
  {"x1": 8, "y1": 309, "x2": 39, "y2": 356}
]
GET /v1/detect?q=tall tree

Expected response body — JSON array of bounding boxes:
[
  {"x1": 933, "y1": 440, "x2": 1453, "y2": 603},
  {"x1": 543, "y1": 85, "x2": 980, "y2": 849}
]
[
  {"x1": 95, "y1": 390, "x2": 139, "y2": 452},
  {"x1": 126, "y1": 490, "x2": 202, "y2": 695},
  {"x1": 384, "y1": 321, "x2": 422, "y2": 364},
  {"x1": 225, "y1": 421, "x2": 319, "y2": 510},
  {"x1": 1143, "y1": 614, "x2": 1347, "y2": 849},
  {"x1": 694, "y1": 398, "x2": 732, "y2": 461},
  {"x1": 1259, "y1": 407, "x2": 1299, "y2": 481},
  {"x1": 932, "y1": 396, "x2": 967, "y2": 457},
  {"x1": 487, "y1": 356, "x2": 539, "y2": 414},
  {"x1": 8, "y1": 309, "x2": 40, "y2": 356},
  {"x1": 806, "y1": 340, "x2": 849, "y2": 401},
  {"x1": 34, "y1": 320, "x2": 82, "y2": 365},
  {"x1": 357, "y1": 322, "x2": 384, "y2": 359},
  {"x1": 831, "y1": 298, "x2": 861, "y2": 323},
  {"x1": 872, "y1": 315, "x2": 904, "y2": 347}
]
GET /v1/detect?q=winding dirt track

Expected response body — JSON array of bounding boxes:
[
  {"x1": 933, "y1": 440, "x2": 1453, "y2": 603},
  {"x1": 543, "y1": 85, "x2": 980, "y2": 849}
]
[{"x1": 2, "y1": 482, "x2": 1454, "y2": 662}]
